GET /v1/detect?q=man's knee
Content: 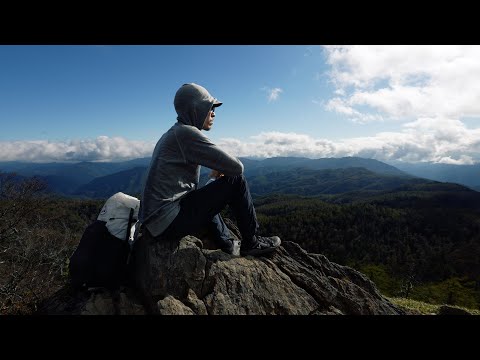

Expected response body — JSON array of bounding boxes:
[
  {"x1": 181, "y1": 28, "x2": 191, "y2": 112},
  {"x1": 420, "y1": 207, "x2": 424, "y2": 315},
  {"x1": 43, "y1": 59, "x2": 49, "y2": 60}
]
[{"x1": 224, "y1": 173, "x2": 246, "y2": 185}]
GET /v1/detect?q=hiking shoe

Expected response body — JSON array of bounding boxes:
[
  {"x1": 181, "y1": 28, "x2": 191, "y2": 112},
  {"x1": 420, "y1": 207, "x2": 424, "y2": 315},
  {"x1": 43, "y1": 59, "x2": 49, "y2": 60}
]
[{"x1": 240, "y1": 235, "x2": 281, "y2": 257}]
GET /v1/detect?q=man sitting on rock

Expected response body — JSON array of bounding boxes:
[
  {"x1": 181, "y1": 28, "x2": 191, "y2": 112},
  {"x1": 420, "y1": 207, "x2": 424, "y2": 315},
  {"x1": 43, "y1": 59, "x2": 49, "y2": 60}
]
[{"x1": 139, "y1": 83, "x2": 281, "y2": 257}]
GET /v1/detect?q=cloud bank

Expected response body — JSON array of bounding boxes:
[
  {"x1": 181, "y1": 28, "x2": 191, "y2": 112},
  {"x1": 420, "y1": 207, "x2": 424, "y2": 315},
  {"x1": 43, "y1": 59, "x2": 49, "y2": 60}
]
[
  {"x1": 0, "y1": 136, "x2": 155, "y2": 162},
  {"x1": 1, "y1": 124, "x2": 479, "y2": 164},
  {"x1": 217, "y1": 120, "x2": 480, "y2": 164}
]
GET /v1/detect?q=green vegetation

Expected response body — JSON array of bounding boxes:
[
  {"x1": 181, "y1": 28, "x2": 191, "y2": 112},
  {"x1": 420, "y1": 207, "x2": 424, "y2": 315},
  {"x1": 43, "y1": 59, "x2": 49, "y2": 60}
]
[
  {"x1": 0, "y1": 173, "x2": 104, "y2": 314},
  {"x1": 388, "y1": 297, "x2": 480, "y2": 315},
  {"x1": 356, "y1": 264, "x2": 402, "y2": 297},
  {"x1": 357, "y1": 264, "x2": 479, "y2": 309},
  {"x1": 254, "y1": 192, "x2": 480, "y2": 309},
  {"x1": 410, "y1": 277, "x2": 479, "y2": 309},
  {"x1": 388, "y1": 297, "x2": 442, "y2": 314},
  {"x1": 2, "y1": 168, "x2": 480, "y2": 313},
  {"x1": 248, "y1": 167, "x2": 426, "y2": 197}
]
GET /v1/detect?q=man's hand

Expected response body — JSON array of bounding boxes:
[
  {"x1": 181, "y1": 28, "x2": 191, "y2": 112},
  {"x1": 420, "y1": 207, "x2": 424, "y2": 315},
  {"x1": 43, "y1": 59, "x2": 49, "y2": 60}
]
[{"x1": 209, "y1": 170, "x2": 224, "y2": 179}]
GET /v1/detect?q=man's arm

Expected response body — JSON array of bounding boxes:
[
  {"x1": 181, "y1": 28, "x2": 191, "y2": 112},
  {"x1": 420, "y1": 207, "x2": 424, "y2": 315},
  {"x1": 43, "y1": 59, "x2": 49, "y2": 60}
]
[{"x1": 177, "y1": 126, "x2": 244, "y2": 176}]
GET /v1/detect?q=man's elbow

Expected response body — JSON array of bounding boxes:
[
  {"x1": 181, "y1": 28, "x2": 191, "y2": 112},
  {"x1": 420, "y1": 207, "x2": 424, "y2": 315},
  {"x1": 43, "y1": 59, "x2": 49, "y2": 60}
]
[{"x1": 233, "y1": 160, "x2": 244, "y2": 175}]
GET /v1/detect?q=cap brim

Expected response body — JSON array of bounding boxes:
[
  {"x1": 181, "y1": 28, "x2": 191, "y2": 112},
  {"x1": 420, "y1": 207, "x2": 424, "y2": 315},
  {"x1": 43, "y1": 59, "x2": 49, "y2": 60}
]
[{"x1": 212, "y1": 99, "x2": 223, "y2": 108}]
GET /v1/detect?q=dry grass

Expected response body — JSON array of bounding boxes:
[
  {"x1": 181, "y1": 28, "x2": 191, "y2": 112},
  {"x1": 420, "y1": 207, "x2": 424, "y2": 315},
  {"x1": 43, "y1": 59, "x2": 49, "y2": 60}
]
[{"x1": 388, "y1": 296, "x2": 480, "y2": 315}]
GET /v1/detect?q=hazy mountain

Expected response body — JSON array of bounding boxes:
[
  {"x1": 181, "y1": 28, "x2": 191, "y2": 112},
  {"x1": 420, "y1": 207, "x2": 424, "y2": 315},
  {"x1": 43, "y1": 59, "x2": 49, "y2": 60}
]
[
  {"x1": 0, "y1": 158, "x2": 152, "y2": 196},
  {"x1": 73, "y1": 167, "x2": 148, "y2": 199},
  {"x1": 74, "y1": 165, "x2": 449, "y2": 200},
  {"x1": 239, "y1": 156, "x2": 407, "y2": 177},
  {"x1": 1, "y1": 156, "x2": 444, "y2": 198},
  {"x1": 388, "y1": 161, "x2": 480, "y2": 189},
  {"x1": 0, "y1": 158, "x2": 151, "y2": 185}
]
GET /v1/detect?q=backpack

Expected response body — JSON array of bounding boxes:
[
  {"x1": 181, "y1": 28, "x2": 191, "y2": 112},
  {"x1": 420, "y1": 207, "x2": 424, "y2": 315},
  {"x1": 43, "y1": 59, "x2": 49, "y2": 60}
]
[{"x1": 69, "y1": 192, "x2": 140, "y2": 291}]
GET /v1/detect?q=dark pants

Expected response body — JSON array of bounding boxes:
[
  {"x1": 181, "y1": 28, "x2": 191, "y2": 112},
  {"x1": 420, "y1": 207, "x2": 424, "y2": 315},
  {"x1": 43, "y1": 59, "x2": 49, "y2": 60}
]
[{"x1": 161, "y1": 174, "x2": 258, "y2": 247}]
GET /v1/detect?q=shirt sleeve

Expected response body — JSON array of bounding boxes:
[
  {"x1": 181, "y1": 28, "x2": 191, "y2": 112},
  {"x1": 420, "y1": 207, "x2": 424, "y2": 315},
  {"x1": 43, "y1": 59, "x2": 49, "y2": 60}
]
[{"x1": 178, "y1": 126, "x2": 244, "y2": 176}]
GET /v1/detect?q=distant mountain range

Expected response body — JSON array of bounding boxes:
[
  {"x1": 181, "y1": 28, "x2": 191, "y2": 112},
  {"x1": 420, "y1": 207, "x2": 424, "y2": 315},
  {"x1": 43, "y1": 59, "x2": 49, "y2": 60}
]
[
  {"x1": 1, "y1": 156, "x2": 478, "y2": 198},
  {"x1": 0, "y1": 158, "x2": 151, "y2": 197},
  {"x1": 238, "y1": 156, "x2": 407, "y2": 177},
  {"x1": 73, "y1": 166, "x2": 149, "y2": 198},
  {"x1": 387, "y1": 161, "x2": 480, "y2": 190}
]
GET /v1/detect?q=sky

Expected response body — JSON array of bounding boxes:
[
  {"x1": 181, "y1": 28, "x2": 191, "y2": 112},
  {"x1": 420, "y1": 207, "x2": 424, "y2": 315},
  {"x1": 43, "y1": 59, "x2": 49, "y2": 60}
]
[{"x1": 1, "y1": 45, "x2": 480, "y2": 164}]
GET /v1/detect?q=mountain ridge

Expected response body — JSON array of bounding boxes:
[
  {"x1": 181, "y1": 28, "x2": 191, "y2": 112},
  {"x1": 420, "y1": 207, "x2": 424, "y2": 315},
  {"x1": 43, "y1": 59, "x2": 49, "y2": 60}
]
[
  {"x1": 3, "y1": 156, "x2": 479, "y2": 198},
  {"x1": 388, "y1": 161, "x2": 480, "y2": 189}
]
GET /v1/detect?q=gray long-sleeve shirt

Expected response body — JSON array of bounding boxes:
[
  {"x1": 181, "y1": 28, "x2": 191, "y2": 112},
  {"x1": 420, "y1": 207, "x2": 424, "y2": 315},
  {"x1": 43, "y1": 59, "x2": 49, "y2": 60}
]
[{"x1": 139, "y1": 83, "x2": 244, "y2": 237}]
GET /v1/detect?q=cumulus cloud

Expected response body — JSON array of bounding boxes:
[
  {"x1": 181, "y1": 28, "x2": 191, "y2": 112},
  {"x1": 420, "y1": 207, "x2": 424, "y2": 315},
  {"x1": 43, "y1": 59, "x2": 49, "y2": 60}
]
[
  {"x1": 437, "y1": 155, "x2": 475, "y2": 165},
  {"x1": 3, "y1": 124, "x2": 480, "y2": 164},
  {"x1": 322, "y1": 45, "x2": 480, "y2": 120},
  {"x1": 263, "y1": 87, "x2": 283, "y2": 103},
  {"x1": 218, "y1": 132, "x2": 340, "y2": 159},
  {"x1": 0, "y1": 136, "x2": 155, "y2": 162},
  {"x1": 217, "y1": 123, "x2": 480, "y2": 164},
  {"x1": 317, "y1": 45, "x2": 480, "y2": 163}
]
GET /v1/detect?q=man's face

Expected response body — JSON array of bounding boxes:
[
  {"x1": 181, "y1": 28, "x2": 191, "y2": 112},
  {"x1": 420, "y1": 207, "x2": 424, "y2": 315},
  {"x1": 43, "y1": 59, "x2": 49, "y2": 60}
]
[{"x1": 202, "y1": 108, "x2": 216, "y2": 131}]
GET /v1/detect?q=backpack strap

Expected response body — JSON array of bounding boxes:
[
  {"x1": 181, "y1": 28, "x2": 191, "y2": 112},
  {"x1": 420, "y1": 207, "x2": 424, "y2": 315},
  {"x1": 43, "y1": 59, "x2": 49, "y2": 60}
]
[
  {"x1": 125, "y1": 208, "x2": 134, "y2": 242},
  {"x1": 125, "y1": 208, "x2": 135, "y2": 265}
]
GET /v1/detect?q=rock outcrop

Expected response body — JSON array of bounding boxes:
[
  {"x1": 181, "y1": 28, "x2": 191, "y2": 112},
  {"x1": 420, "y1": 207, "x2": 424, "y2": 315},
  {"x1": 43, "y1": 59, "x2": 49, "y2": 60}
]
[
  {"x1": 38, "y1": 220, "x2": 404, "y2": 315},
  {"x1": 437, "y1": 305, "x2": 472, "y2": 315}
]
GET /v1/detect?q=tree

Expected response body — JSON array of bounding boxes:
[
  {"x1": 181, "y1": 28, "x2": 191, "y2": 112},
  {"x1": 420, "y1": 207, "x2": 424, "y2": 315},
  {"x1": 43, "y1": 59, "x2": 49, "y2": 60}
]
[{"x1": 0, "y1": 172, "x2": 53, "y2": 313}]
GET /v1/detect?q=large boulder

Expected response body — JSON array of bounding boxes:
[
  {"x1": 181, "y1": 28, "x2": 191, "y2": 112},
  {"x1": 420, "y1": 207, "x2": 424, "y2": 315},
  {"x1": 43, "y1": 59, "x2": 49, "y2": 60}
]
[{"x1": 38, "y1": 220, "x2": 404, "y2": 315}]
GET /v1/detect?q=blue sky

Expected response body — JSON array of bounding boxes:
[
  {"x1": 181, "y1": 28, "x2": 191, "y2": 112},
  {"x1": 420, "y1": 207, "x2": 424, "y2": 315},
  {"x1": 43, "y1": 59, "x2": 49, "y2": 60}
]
[{"x1": 1, "y1": 45, "x2": 480, "y2": 164}]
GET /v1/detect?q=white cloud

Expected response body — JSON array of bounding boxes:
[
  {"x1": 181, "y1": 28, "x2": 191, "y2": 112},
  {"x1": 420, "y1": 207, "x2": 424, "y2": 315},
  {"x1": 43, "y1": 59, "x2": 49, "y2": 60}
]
[
  {"x1": 217, "y1": 122, "x2": 480, "y2": 164},
  {"x1": 3, "y1": 123, "x2": 480, "y2": 165},
  {"x1": 218, "y1": 132, "x2": 340, "y2": 159},
  {"x1": 322, "y1": 45, "x2": 480, "y2": 120},
  {"x1": 0, "y1": 136, "x2": 155, "y2": 162},
  {"x1": 3, "y1": 97, "x2": 480, "y2": 165},
  {"x1": 437, "y1": 155, "x2": 475, "y2": 165},
  {"x1": 325, "y1": 97, "x2": 383, "y2": 123},
  {"x1": 317, "y1": 45, "x2": 480, "y2": 163},
  {"x1": 263, "y1": 87, "x2": 283, "y2": 103},
  {"x1": 326, "y1": 97, "x2": 361, "y2": 116}
]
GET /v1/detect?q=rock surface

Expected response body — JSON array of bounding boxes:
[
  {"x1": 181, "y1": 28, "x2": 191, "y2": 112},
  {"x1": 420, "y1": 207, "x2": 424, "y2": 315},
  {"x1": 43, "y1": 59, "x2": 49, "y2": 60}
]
[
  {"x1": 437, "y1": 305, "x2": 472, "y2": 315},
  {"x1": 38, "y1": 220, "x2": 404, "y2": 315}
]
